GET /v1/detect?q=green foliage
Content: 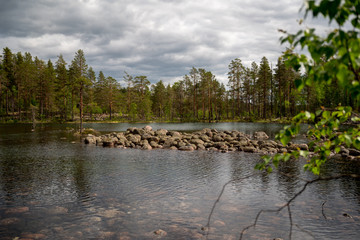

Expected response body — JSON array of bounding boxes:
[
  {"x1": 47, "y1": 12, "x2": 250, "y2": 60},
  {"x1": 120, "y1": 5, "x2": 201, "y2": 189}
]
[{"x1": 258, "y1": 0, "x2": 360, "y2": 175}]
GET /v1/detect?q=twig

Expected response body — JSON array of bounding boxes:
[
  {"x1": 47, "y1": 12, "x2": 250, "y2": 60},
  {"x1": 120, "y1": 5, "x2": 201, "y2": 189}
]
[{"x1": 294, "y1": 224, "x2": 316, "y2": 239}]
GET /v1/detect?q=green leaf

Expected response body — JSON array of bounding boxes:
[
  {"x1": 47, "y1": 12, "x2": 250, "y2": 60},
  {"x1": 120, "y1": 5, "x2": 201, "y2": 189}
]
[
  {"x1": 294, "y1": 79, "x2": 304, "y2": 90},
  {"x1": 336, "y1": 65, "x2": 348, "y2": 85}
]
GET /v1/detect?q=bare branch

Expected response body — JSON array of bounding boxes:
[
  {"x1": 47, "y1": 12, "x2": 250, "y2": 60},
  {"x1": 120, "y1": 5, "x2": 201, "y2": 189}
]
[
  {"x1": 238, "y1": 174, "x2": 360, "y2": 240},
  {"x1": 203, "y1": 173, "x2": 258, "y2": 239},
  {"x1": 321, "y1": 201, "x2": 327, "y2": 220}
]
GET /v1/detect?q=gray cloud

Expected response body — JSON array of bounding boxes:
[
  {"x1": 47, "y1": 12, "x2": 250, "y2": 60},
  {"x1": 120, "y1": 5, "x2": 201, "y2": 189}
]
[{"x1": 1, "y1": 0, "x2": 324, "y2": 85}]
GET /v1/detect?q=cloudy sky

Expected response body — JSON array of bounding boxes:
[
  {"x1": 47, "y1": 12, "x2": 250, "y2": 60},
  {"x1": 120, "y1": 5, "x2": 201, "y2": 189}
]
[{"x1": 0, "y1": 0, "x2": 322, "y2": 85}]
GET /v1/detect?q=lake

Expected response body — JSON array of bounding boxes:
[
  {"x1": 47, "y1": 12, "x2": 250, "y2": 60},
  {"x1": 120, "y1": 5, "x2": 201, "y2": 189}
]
[{"x1": 0, "y1": 123, "x2": 359, "y2": 239}]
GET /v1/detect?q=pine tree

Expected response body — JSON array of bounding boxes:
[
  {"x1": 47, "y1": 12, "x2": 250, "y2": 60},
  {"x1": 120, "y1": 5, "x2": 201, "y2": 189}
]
[
  {"x1": 228, "y1": 58, "x2": 245, "y2": 118},
  {"x1": 55, "y1": 54, "x2": 69, "y2": 121},
  {"x1": 70, "y1": 49, "x2": 89, "y2": 132},
  {"x1": 257, "y1": 57, "x2": 272, "y2": 119}
]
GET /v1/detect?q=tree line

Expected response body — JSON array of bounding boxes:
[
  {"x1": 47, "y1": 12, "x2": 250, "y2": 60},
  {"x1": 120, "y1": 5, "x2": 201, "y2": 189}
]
[{"x1": 0, "y1": 47, "x2": 357, "y2": 123}]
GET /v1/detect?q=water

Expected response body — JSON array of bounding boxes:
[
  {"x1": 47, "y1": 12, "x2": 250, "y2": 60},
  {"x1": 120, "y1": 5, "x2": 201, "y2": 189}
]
[{"x1": 0, "y1": 123, "x2": 359, "y2": 239}]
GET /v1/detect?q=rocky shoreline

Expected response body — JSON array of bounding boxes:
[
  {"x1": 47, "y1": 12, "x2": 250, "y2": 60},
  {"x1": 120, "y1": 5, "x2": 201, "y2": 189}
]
[{"x1": 84, "y1": 125, "x2": 309, "y2": 154}]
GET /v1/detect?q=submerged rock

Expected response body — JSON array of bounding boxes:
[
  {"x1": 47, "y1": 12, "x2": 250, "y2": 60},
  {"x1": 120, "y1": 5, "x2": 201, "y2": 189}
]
[
  {"x1": 153, "y1": 229, "x2": 167, "y2": 237},
  {"x1": 5, "y1": 206, "x2": 29, "y2": 214}
]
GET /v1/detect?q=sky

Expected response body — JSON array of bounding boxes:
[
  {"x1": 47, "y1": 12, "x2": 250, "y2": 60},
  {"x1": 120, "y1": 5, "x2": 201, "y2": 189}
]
[{"x1": 0, "y1": 0, "x2": 327, "y2": 86}]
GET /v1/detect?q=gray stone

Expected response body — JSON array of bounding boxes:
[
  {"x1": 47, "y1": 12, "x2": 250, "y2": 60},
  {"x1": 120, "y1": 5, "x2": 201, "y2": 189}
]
[
  {"x1": 127, "y1": 134, "x2": 141, "y2": 144},
  {"x1": 349, "y1": 148, "x2": 360, "y2": 156},
  {"x1": 141, "y1": 143, "x2": 152, "y2": 150},
  {"x1": 179, "y1": 146, "x2": 194, "y2": 151},
  {"x1": 190, "y1": 138, "x2": 205, "y2": 146},
  {"x1": 213, "y1": 135, "x2": 223, "y2": 142},
  {"x1": 197, "y1": 144, "x2": 206, "y2": 150},
  {"x1": 169, "y1": 131, "x2": 182, "y2": 138},
  {"x1": 163, "y1": 138, "x2": 177, "y2": 148},
  {"x1": 149, "y1": 141, "x2": 160, "y2": 148},
  {"x1": 143, "y1": 125, "x2": 153, "y2": 132},
  {"x1": 253, "y1": 131, "x2": 269, "y2": 140},
  {"x1": 84, "y1": 134, "x2": 96, "y2": 144},
  {"x1": 243, "y1": 146, "x2": 256, "y2": 153},
  {"x1": 155, "y1": 129, "x2": 168, "y2": 136}
]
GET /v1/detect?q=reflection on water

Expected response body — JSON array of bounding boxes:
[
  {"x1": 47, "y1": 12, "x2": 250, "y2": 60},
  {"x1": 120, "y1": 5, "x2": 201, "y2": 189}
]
[{"x1": 0, "y1": 123, "x2": 359, "y2": 239}]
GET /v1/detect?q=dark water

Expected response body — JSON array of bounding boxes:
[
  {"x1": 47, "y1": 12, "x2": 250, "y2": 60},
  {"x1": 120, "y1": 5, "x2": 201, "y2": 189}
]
[{"x1": 0, "y1": 123, "x2": 359, "y2": 240}]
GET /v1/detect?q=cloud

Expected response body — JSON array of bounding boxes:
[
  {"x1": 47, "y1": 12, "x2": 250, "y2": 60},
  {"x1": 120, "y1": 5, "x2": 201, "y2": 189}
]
[{"x1": 0, "y1": 0, "x2": 318, "y2": 86}]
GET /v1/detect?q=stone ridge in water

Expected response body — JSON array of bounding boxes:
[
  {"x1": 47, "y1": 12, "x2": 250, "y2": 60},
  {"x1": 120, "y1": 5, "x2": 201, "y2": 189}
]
[{"x1": 84, "y1": 125, "x2": 310, "y2": 154}]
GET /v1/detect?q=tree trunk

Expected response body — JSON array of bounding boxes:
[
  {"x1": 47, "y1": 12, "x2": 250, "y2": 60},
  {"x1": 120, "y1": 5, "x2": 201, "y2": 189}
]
[{"x1": 79, "y1": 86, "x2": 83, "y2": 133}]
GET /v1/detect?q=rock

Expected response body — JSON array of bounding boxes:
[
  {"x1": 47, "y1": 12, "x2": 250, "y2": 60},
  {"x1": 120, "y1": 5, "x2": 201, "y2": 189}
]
[
  {"x1": 5, "y1": 206, "x2": 29, "y2": 214},
  {"x1": 141, "y1": 143, "x2": 152, "y2": 150},
  {"x1": 179, "y1": 146, "x2": 194, "y2": 151},
  {"x1": 21, "y1": 233, "x2": 46, "y2": 239},
  {"x1": 207, "y1": 147, "x2": 218, "y2": 151},
  {"x1": 197, "y1": 144, "x2": 206, "y2": 150},
  {"x1": 298, "y1": 143, "x2": 309, "y2": 150},
  {"x1": 288, "y1": 143, "x2": 309, "y2": 151},
  {"x1": 214, "y1": 142, "x2": 227, "y2": 149},
  {"x1": 190, "y1": 138, "x2": 205, "y2": 146},
  {"x1": 150, "y1": 141, "x2": 160, "y2": 148},
  {"x1": 133, "y1": 128, "x2": 145, "y2": 135},
  {"x1": 118, "y1": 235, "x2": 132, "y2": 240},
  {"x1": 242, "y1": 146, "x2": 257, "y2": 153},
  {"x1": 155, "y1": 129, "x2": 168, "y2": 136},
  {"x1": 340, "y1": 146, "x2": 350, "y2": 156},
  {"x1": 349, "y1": 148, "x2": 360, "y2": 156},
  {"x1": 47, "y1": 206, "x2": 68, "y2": 215},
  {"x1": 99, "y1": 231, "x2": 116, "y2": 238},
  {"x1": 0, "y1": 217, "x2": 20, "y2": 225},
  {"x1": 214, "y1": 220, "x2": 226, "y2": 227},
  {"x1": 153, "y1": 229, "x2": 167, "y2": 237},
  {"x1": 149, "y1": 136, "x2": 160, "y2": 142},
  {"x1": 253, "y1": 131, "x2": 269, "y2": 140},
  {"x1": 177, "y1": 141, "x2": 186, "y2": 148},
  {"x1": 141, "y1": 133, "x2": 153, "y2": 140},
  {"x1": 169, "y1": 131, "x2": 182, "y2": 138},
  {"x1": 213, "y1": 135, "x2": 223, "y2": 142},
  {"x1": 116, "y1": 136, "x2": 127, "y2": 146},
  {"x1": 127, "y1": 134, "x2": 141, "y2": 144},
  {"x1": 84, "y1": 134, "x2": 96, "y2": 144},
  {"x1": 143, "y1": 125, "x2": 153, "y2": 132},
  {"x1": 259, "y1": 141, "x2": 275, "y2": 149},
  {"x1": 199, "y1": 134, "x2": 210, "y2": 142},
  {"x1": 126, "y1": 127, "x2": 136, "y2": 134},
  {"x1": 224, "y1": 136, "x2": 234, "y2": 142},
  {"x1": 103, "y1": 140, "x2": 115, "y2": 147},
  {"x1": 170, "y1": 146, "x2": 178, "y2": 150}
]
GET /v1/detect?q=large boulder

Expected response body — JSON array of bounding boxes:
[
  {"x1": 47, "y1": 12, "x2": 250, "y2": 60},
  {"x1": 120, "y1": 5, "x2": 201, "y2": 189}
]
[
  {"x1": 179, "y1": 145, "x2": 194, "y2": 151},
  {"x1": 253, "y1": 131, "x2": 269, "y2": 140},
  {"x1": 163, "y1": 138, "x2": 177, "y2": 148},
  {"x1": 133, "y1": 128, "x2": 145, "y2": 135},
  {"x1": 143, "y1": 125, "x2": 153, "y2": 132},
  {"x1": 84, "y1": 134, "x2": 96, "y2": 144},
  {"x1": 242, "y1": 146, "x2": 257, "y2": 153},
  {"x1": 126, "y1": 134, "x2": 141, "y2": 144},
  {"x1": 155, "y1": 129, "x2": 168, "y2": 136},
  {"x1": 190, "y1": 138, "x2": 205, "y2": 146},
  {"x1": 169, "y1": 131, "x2": 182, "y2": 138}
]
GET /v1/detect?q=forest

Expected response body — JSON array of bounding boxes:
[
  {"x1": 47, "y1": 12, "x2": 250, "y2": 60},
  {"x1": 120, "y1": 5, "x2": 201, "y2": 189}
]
[{"x1": 0, "y1": 47, "x2": 357, "y2": 123}]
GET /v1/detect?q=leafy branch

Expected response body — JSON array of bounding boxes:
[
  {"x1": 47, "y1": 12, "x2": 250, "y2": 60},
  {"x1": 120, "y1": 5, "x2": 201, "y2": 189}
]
[{"x1": 256, "y1": 106, "x2": 360, "y2": 175}]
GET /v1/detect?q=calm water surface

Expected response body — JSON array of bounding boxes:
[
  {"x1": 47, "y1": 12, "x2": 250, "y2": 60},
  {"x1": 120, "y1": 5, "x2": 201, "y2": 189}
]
[{"x1": 0, "y1": 123, "x2": 359, "y2": 239}]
